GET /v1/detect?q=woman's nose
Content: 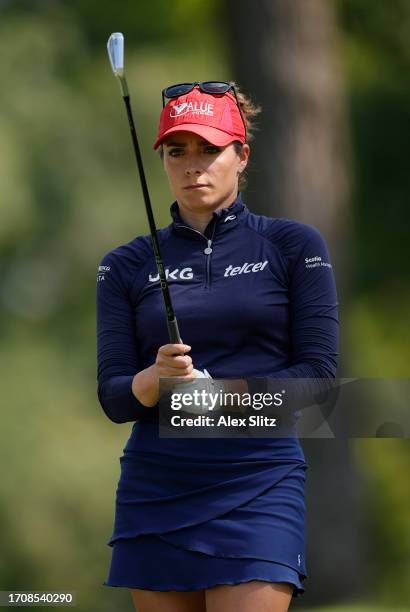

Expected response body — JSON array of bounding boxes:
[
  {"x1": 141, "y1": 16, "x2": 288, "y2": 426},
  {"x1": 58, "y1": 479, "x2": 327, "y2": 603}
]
[
  {"x1": 185, "y1": 165, "x2": 201, "y2": 175},
  {"x1": 184, "y1": 155, "x2": 202, "y2": 175}
]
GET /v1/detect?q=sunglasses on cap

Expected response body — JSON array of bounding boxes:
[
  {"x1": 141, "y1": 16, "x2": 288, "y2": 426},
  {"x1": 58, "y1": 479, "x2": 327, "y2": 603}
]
[{"x1": 161, "y1": 81, "x2": 247, "y2": 140}]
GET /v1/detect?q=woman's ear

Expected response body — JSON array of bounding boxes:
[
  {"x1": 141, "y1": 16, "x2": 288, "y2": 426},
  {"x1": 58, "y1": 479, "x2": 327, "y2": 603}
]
[
  {"x1": 239, "y1": 144, "x2": 250, "y2": 173},
  {"x1": 240, "y1": 143, "x2": 250, "y2": 166}
]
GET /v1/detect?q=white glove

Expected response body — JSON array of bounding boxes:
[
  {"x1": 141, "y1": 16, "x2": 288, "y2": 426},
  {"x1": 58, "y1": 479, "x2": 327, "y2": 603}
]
[{"x1": 192, "y1": 368, "x2": 212, "y2": 379}]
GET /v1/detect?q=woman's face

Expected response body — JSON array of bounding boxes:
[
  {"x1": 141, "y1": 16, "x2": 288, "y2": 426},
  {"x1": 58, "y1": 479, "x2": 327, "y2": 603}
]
[{"x1": 162, "y1": 131, "x2": 249, "y2": 215}]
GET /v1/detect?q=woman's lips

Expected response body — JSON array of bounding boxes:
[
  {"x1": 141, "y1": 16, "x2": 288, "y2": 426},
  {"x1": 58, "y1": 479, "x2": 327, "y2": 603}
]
[{"x1": 184, "y1": 184, "x2": 209, "y2": 190}]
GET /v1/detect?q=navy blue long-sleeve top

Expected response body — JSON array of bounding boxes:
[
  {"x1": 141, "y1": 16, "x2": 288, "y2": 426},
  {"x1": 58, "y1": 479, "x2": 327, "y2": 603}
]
[{"x1": 96, "y1": 192, "x2": 339, "y2": 460}]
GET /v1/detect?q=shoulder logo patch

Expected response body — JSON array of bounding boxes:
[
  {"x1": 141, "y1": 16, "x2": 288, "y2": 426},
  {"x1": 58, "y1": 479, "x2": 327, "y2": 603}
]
[
  {"x1": 97, "y1": 265, "x2": 110, "y2": 282},
  {"x1": 305, "y1": 256, "x2": 332, "y2": 269}
]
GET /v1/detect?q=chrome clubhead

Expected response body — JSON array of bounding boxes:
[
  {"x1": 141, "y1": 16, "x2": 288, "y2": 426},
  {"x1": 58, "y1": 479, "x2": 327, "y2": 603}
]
[
  {"x1": 107, "y1": 32, "x2": 124, "y2": 76},
  {"x1": 107, "y1": 32, "x2": 129, "y2": 96}
]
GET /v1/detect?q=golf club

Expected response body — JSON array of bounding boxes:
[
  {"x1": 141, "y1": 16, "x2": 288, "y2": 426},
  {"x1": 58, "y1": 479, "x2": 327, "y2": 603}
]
[{"x1": 107, "y1": 32, "x2": 182, "y2": 345}]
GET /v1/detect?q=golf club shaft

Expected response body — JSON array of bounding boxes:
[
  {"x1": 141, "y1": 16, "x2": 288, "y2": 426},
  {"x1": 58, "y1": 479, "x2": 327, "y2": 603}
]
[{"x1": 122, "y1": 94, "x2": 182, "y2": 345}]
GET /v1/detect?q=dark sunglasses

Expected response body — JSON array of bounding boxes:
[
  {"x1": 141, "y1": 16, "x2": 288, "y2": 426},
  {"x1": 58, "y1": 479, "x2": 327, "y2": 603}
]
[{"x1": 161, "y1": 81, "x2": 247, "y2": 140}]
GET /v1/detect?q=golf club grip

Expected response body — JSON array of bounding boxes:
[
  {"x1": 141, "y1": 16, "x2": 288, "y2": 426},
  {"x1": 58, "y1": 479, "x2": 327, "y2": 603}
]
[{"x1": 167, "y1": 317, "x2": 183, "y2": 345}]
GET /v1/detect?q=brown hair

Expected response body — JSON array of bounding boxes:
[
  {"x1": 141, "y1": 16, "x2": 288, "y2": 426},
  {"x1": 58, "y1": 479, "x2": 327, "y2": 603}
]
[
  {"x1": 158, "y1": 82, "x2": 262, "y2": 191},
  {"x1": 230, "y1": 81, "x2": 262, "y2": 190}
]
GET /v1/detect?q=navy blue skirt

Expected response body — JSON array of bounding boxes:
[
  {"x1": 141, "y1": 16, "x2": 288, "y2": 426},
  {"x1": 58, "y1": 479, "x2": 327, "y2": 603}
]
[
  {"x1": 104, "y1": 534, "x2": 305, "y2": 597},
  {"x1": 103, "y1": 456, "x2": 308, "y2": 598}
]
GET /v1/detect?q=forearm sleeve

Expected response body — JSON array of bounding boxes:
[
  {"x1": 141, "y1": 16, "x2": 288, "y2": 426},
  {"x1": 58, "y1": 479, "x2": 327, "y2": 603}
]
[{"x1": 96, "y1": 253, "x2": 154, "y2": 424}]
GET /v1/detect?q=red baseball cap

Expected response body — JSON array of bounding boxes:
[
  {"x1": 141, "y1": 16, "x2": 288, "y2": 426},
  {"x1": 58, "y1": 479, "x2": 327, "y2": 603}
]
[{"x1": 153, "y1": 87, "x2": 246, "y2": 150}]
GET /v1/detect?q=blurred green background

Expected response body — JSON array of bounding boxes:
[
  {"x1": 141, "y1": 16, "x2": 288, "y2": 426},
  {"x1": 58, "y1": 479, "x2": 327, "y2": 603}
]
[{"x1": 0, "y1": 1, "x2": 409, "y2": 611}]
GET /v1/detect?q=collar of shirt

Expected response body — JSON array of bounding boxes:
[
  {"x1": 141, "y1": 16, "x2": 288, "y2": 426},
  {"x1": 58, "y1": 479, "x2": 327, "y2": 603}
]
[{"x1": 170, "y1": 192, "x2": 247, "y2": 238}]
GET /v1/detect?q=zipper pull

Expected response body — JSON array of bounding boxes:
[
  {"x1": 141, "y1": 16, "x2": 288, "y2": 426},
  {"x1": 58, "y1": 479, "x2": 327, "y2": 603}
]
[{"x1": 204, "y1": 240, "x2": 213, "y2": 255}]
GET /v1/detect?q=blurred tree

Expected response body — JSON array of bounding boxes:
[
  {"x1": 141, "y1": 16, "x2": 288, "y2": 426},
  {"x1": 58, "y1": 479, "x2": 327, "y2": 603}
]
[{"x1": 225, "y1": 0, "x2": 367, "y2": 606}]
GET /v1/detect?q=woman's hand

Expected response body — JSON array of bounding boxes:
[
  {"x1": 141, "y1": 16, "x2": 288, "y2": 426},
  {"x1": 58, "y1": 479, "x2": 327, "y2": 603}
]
[
  {"x1": 155, "y1": 344, "x2": 194, "y2": 379},
  {"x1": 131, "y1": 344, "x2": 195, "y2": 408}
]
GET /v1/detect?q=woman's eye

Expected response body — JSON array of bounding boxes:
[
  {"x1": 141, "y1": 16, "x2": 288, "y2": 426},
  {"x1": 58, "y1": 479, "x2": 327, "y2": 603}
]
[
  {"x1": 168, "y1": 148, "x2": 183, "y2": 157},
  {"x1": 205, "y1": 146, "x2": 220, "y2": 154}
]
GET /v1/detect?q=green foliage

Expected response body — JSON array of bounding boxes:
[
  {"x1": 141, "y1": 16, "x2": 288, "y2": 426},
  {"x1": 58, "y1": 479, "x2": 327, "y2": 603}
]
[
  {"x1": 354, "y1": 440, "x2": 410, "y2": 606},
  {"x1": 337, "y1": 0, "x2": 410, "y2": 73},
  {"x1": 347, "y1": 289, "x2": 410, "y2": 605},
  {"x1": 347, "y1": 292, "x2": 410, "y2": 376},
  {"x1": 336, "y1": 0, "x2": 410, "y2": 293},
  {"x1": 2, "y1": 0, "x2": 221, "y2": 52},
  {"x1": 0, "y1": 333, "x2": 128, "y2": 609},
  {"x1": 0, "y1": 10, "x2": 227, "y2": 338}
]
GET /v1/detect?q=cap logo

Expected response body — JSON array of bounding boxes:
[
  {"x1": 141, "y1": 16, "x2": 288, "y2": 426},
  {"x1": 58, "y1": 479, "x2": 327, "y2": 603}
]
[{"x1": 170, "y1": 101, "x2": 214, "y2": 118}]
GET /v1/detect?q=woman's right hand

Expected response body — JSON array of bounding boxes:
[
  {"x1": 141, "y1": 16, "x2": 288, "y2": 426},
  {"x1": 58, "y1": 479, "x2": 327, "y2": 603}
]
[
  {"x1": 154, "y1": 344, "x2": 194, "y2": 379},
  {"x1": 131, "y1": 344, "x2": 194, "y2": 407}
]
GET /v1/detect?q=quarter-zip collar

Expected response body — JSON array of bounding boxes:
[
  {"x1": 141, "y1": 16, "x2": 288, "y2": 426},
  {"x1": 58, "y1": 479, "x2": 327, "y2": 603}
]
[{"x1": 170, "y1": 191, "x2": 247, "y2": 237}]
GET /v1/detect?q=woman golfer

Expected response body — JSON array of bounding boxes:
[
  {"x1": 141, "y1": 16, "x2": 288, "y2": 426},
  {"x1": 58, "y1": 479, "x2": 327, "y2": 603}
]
[{"x1": 96, "y1": 82, "x2": 339, "y2": 612}]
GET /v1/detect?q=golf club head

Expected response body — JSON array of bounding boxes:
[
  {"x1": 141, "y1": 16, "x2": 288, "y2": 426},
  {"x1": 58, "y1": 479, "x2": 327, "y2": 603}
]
[{"x1": 107, "y1": 32, "x2": 124, "y2": 77}]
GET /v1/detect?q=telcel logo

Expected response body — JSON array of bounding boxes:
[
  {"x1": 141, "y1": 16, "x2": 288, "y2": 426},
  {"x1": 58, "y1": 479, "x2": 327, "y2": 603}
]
[
  {"x1": 224, "y1": 260, "x2": 268, "y2": 277},
  {"x1": 149, "y1": 267, "x2": 194, "y2": 282}
]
